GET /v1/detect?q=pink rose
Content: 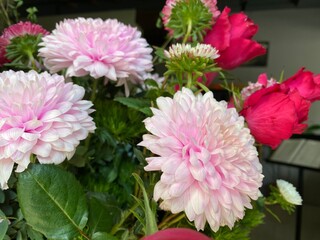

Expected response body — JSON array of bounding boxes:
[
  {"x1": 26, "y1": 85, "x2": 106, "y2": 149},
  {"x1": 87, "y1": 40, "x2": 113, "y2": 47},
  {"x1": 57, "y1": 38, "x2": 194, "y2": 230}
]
[
  {"x1": 204, "y1": 7, "x2": 266, "y2": 70},
  {"x1": 142, "y1": 228, "x2": 211, "y2": 240},
  {"x1": 240, "y1": 84, "x2": 310, "y2": 149},
  {"x1": 282, "y1": 68, "x2": 320, "y2": 102}
]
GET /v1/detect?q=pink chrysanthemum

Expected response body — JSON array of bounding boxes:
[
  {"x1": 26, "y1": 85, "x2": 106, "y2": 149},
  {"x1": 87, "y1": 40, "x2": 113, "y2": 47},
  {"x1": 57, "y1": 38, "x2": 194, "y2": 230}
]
[
  {"x1": 139, "y1": 88, "x2": 263, "y2": 231},
  {"x1": 39, "y1": 18, "x2": 153, "y2": 95},
  {"x1": 0, "y1": 70, "x2": 96, "y2": 189},
  {"x1": 2, "y1": 21, "x2": 49, "y2": 39},
  {"x1": 0, "y1": 21, "x2": 48, "y2": 66},
  {"x1": 162, "y1": 0, "x2": 220, "y2": 34}
]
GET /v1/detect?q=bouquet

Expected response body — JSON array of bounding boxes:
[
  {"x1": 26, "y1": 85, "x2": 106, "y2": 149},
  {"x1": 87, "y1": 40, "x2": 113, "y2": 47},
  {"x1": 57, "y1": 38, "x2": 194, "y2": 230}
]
[{"x1": 1, "y1": 0, "x2": 315, "y2": 239}]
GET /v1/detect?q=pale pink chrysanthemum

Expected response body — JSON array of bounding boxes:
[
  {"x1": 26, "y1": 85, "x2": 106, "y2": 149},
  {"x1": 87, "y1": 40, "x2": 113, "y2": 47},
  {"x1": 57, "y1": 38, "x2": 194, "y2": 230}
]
[
  {"x1": 161, "y1": 0, "x2": 220, "y2": 34},
  {"x1": 139, "y1": 88, "x2": 263, "y2": 231},
  {"x1": 0, "y1": 21, "x2": 49, "y2": 66},
  {"x1": 0, "y1": 70, "x2": 96, "y2": 189},
  {"x1": 38, "y1": 18, "x2": 153, "y2": 96}
]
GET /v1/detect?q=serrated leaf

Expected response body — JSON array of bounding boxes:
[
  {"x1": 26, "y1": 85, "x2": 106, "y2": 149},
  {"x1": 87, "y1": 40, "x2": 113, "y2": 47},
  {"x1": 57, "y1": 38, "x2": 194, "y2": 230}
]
[
  {"x1": 87, "y1": 194, "x2": 121, "y2": 234},
  {"x1": 0, "y1": 209, "x2": 9, "y2": 240},
  {"x1": 17, "y1": 164, "x2": 88, "y2": 240},
  {"x1": 92, "y1": 232, "x2": 118, "y2": 240}
]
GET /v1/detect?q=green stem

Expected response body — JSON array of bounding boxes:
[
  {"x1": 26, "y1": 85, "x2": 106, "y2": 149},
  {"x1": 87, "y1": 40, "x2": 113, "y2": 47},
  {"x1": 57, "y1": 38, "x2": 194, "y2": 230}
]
[
  {"x1": 0, "y1": 1, "x2": 11, "y2": 27},
  {"x1": 79, "y1": 230, "x2": 91, "y2": 240},
  {"x1": 186, "y1": 72, "x2": 193, "y2": 88},
  {"x1": 110, "y1": 202, "x2": 139, "y2": 235},
  {"x1": 158, "y1": 213, "x2": 185, "y2": 229},
  {"x1": 90, "y1": 78, "x2": 99, "y2": 103},
  {"x1": 84, "y1": 78, "x2": 99, "y2": 153},
  {"x1": 26, "y1": 50, "x2": 38, "y2": 71},
  {"x1": 182, "y1": 18, "x2": 193, "y2": 43}
]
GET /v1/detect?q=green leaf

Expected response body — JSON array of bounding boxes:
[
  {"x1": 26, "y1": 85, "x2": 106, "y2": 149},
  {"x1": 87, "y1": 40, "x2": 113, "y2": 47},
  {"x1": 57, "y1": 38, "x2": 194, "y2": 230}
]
[
  {"x1": 132, "y1": 173, "x2": 158, "y2": 235},
  {"x1": 144, "y1": 79, "x2": 160, "y2": 89},
  {"x1": 114, "y1": 97, "x2": 152, "y2": 115},
  {"x1": 0, "y1": 209, "x2": 9, "y2": 240},
  {"x1": 0, "y1": 190, "x2": 4, "y2": 203},
  {"x1": 87, "y1": 194, "x2": 121, "y2": 234},
  {"x1": 92, "y1": 232, "x2": 118, "y2": 240},
  {"x1": 17, "y1": 164, "x2": 88, "y2": 240}
]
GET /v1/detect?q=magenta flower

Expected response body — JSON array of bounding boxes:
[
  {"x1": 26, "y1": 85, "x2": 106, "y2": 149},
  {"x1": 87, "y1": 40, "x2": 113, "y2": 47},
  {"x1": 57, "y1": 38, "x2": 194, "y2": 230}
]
[
  {"x1": 204, "y1": 7, "x2": 266, "y2": 70},
  {"x1": 282, "y1": 67, "x2": 320, "y2": 102},
  {"x1": 143, "y1": 228, "x2": 211, "y2": 240},
  {"x1": 0, "y1": 21, "x2": 48, "y2": 66},
  {"x1": 39, "y1": 18, "x2": 153, "y2": 95},
  {"x1": 0, "y1": 70, "x2": 96, "y2": 189},
  {"x1": 240, "y1": 84, "x2": 310, "y2": 149},
  {"x1": 139, "y1": 88, "x2": 263, "y2": 231}
]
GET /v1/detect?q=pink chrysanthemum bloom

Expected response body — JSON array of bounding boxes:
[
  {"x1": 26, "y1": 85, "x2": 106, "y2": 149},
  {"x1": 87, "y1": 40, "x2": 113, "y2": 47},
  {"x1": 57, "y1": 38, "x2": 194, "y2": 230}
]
[
  {"x1": 39, "y1": 18, "x2": 153, "y2": 96},
  {"x1": 0, "y1": 21, "x2": 49, "y2": 66},
  {"x1": 139, "y1": 88, "x2": 263, "y2": 231},
  {"x1": 162, "y1": 0, "x2": 220, "y2": 35},
  {"x1": 2, "y1": 21, "x2": 49, "y2": 39},
  {"x1": 0, "y1": 70, "x2": 96, "y2": 189}
]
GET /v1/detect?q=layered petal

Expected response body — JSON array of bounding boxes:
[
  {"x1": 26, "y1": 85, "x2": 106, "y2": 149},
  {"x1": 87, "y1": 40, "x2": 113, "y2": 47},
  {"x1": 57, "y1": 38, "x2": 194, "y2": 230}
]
[
  {"x1": 282, "y1": 68, "x2": 320, "y2": 102},
  {"x1": 204, "y1": 7, "x2": 266, "y2": 70},
  {"x1": 241, "y1": 84, "x2": 310, "y2": 149}
]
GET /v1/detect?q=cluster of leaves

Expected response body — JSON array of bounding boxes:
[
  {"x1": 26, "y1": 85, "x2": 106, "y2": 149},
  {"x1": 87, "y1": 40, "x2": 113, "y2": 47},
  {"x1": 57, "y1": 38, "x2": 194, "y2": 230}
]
[
  {"x1": 0, "y1": 0, "x2": 37, "y2": 28},
  {"x1": 210, "y1": 199, "x2": 266, "y2": 240}
]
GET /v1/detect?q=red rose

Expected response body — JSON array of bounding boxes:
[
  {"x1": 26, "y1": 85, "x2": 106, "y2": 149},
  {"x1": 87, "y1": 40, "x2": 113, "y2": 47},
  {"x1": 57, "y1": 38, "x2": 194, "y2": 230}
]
[
  {"x1": 282, "y1": 68, "x2": 320, "y2": 102},
  {"x1": 142, "y1": 228, "x2": 211, "y2": 240},
  {"x1": 240, "y1": 84, "x2": 310, "y2": 149},
  {"x1": 204, "y1": 7, "x2": 266, "y2": 70}
]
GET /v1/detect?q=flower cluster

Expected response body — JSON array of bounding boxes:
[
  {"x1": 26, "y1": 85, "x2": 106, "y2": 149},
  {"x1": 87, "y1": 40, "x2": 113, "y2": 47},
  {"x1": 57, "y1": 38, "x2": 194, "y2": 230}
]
[
  {"x1": 0, "y1": 0, "x2": 311, "y2": 239},
  {"x1": 238, "y1": 68, "x2": 319, "y2": 149}
]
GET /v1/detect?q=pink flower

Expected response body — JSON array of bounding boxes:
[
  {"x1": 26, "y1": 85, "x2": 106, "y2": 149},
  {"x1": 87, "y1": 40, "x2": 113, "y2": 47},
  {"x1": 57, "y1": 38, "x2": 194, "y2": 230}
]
[
  {"x1": 39, "y1": 18, "x2": 153, "y2": 96},
  {"x1": 0, "y1": 21, "x2": 48, "y2": 66},
  {"x1": 2, "y1": 21, "x2": 49, "y2": 39},
  {"x1": 161, "y1": 0, "x2": 220, "y2": 35},
  {"x1": 139, "y1": 88, "x2": 263, "y2": 231},
  {"x1": 0, "y1": 70, "x2": 96, "y2": 189},
  {"x1": 143, "y1": 228, "x2": 211, "y2": 240},
  {"x1": 240, "y1": 84, "x2": 310, "y2": 149},
  {"x1": 282, "y1": 68, "x2": 320, "y2": 102},
  {"x1": 204, "y1": 7, "x2": 266, "y2": 70},
  {"x1": 241, "y1": 73, "x2": 277, "y2": 100},
  {"x1": 0, "y1": 38, "x2": 9, "y2": 66}
]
